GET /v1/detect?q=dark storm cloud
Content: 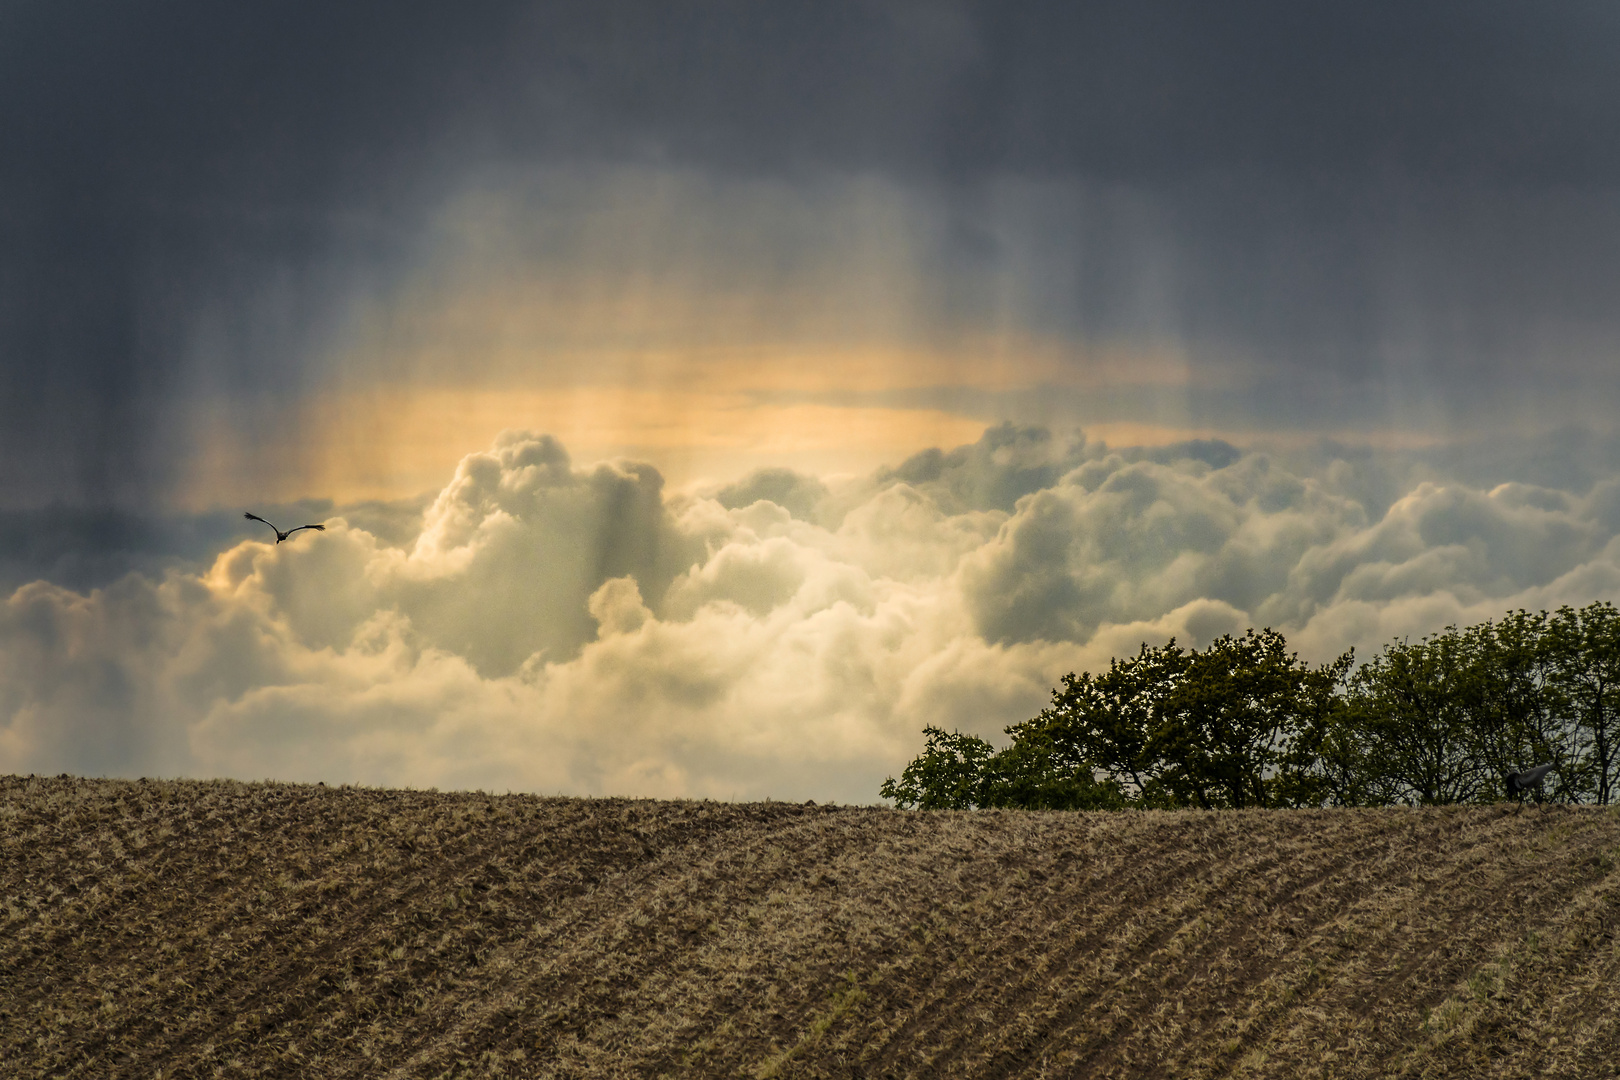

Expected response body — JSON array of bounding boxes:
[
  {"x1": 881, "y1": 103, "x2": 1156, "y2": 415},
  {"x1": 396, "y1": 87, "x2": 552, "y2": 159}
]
[
  {"x1": 0, "y1": 496, "x2": 424, "y2": 596},
  {"x1": 6, "y1": 0, "x2": 1620, "y2": 504},
  {"x1": 943, "y1": 3, "x2": 1620, "y2": 184},
  {"x1": 0, "y1": 0, "x2": 527, "y2": 502},
  {"x1": 0, "y1": 507, "x2": 251, "y2": 596}
]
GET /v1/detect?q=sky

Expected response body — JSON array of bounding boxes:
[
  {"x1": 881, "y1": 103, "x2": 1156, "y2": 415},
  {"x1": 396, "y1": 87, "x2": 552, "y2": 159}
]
[{"x1": 5, "y1": 0, "x2": 1620, "y2": 801}]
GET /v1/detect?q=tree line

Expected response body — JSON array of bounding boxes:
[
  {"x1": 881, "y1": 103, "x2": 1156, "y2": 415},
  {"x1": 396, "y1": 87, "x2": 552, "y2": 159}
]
[{"x1": 881, "y1": 602, "x2": 1620, "y2": 810}]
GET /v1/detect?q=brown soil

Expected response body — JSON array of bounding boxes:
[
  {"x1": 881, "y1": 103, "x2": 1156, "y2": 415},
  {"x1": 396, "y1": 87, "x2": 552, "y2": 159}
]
[{"x1": 2, "y1": 775, "x2": 1618, "y2": 1079}]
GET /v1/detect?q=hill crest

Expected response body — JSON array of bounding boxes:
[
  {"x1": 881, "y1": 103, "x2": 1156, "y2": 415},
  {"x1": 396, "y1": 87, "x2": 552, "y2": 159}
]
[{"x1": 3, "y1": 775, "x2": 1619, "y2": 1078}]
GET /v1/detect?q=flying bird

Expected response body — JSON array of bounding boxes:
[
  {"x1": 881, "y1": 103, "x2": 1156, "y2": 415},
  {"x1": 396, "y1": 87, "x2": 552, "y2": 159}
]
[
  {"x1": 244, "y1": 512, "x2": 326, "y2": 544},
  {"x1": 1506, "y1": 763, "x2": 1555, "y2": 800}
]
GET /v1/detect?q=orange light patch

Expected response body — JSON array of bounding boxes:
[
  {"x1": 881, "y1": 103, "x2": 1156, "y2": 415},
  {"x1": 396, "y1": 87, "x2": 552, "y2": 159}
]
[{"x1": 180, "y1": 386, "x2": 991, "y2": 507}]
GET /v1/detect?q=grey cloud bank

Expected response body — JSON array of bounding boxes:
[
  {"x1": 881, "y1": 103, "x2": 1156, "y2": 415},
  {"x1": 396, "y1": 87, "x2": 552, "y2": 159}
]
[
  {"x1": 4, "y1": 426, "x2": 1620, "y2": 802},
  {"x1": 8, "y1": 1, "x2": 1620, "y2": 503}
]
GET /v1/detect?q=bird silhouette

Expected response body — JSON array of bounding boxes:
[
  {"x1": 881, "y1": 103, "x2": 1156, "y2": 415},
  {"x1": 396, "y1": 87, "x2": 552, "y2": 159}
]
[
  {"x1": 244, "y1": 512, "x2": 326, "y2": 544},
  {"x1": 1506, "y1": 762, "x2": 1555, "y2": 801}
]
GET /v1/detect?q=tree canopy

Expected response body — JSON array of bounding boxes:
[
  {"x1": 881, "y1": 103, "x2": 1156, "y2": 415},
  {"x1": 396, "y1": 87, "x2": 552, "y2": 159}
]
[{"x1": 882, "y1": 602, "x2": 1620, "y2": 810}]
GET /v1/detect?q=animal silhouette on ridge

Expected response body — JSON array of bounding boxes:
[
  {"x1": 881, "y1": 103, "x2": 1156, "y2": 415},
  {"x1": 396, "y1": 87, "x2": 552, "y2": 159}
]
[
  {"x1": 1505, "y1": 763, "x2": 1555, "y2": 803},
  {"x1": 244, "y1": 512, "x2": 326, "y2": 544}
]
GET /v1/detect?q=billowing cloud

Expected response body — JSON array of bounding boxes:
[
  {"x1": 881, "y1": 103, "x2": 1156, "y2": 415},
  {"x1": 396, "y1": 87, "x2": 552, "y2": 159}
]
[{"x1": 5, "y1": 425, "x2": 1620, "y2": 802}]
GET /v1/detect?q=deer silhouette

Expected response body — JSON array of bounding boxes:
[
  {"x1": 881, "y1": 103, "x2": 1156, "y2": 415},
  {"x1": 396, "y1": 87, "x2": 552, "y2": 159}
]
[{"x1": 1505, "y1": 763, "x2": 1554, "y2": 802}]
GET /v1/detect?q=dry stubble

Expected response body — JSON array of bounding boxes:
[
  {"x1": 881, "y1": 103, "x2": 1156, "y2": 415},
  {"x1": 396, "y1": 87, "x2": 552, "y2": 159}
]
[{"x1": 2, "y1": 776, "x2": 1618, "y2": 1079}]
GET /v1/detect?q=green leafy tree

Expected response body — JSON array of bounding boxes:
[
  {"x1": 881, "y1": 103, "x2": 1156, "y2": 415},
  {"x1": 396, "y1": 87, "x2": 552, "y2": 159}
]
[
  {"x1": 887, "y1": 628, "x2": 1353, "y2": 811},
  {"x1": 1548, "y1": 601, "x2": 1620, "y2": 804},
  {"x1": 1014, "y1": 639, "x2": 1188, "y2": 808},
  {"x1": 879, "y1": 727, "x2": 997, "y2": 809},
  {"x1": 1010, "y1": 628, "x2": 1354, "y2": 806},
  {"x1": 1302, "y1": 697, "x2": 1388, "y2": 807},
  {"x1": 882, "y1": 603, "x2": 1620, "y2": 811},
  {"x1": 1466, "y1": 611, "x2": 1580, "y2": 803},
  {"x1": 1350, "y1": 614, "x2": 1585, "y2": 806},
  {"x1": 1345, "y1": 629, "x2": 1484, "y2": 805},
  {"x1": 973, "y1": 727, "x2": 1128, "y2": 810},
  {"x1": 879, "y1": 724, "x2": 1125, "y2": 811},
  {"x1": 1149, "y1": 629, "x2": 1352, "y2": 809}
]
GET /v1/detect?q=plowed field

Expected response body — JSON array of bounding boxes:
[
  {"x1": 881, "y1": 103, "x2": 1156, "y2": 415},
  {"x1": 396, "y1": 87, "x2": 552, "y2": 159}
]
[{"x1": 2, "y1": 776, "x2": 1618, "y2": 1079}]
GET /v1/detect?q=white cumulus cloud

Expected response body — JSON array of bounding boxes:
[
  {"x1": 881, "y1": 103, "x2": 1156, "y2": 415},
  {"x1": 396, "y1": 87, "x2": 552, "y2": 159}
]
[{"x1": 4, "y1": 425, "x2": 1620, "y2": 802}]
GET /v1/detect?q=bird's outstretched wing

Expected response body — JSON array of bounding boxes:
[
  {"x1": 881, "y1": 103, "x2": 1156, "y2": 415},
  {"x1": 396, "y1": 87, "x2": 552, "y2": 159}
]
[
  {"x1": 244, "y1": 511, "x2": 279, "y2": 531},
  {"x1": 285, "y1": 524, "x2": 326, "y2": 537}
]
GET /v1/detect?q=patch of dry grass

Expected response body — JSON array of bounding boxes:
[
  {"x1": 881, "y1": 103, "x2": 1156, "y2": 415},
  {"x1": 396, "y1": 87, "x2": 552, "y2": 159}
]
[{"x1": 2, "y1": 776, "x2": 1618, "y2": 1078}]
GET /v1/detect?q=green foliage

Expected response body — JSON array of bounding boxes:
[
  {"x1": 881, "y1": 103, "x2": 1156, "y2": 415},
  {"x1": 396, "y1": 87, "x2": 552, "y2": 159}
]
[
  {"x1": 973, "y1": 725, "x2": 1129, "y2": 810},
  {"x1": 1344, "y1": 626, "x2": 1488, "y2": 805},
  {"x1": 879, "y1": 725, "x2": 1124, "y2": 810},
  {"x1": 1343, "y1": 608, "x2": 1596, "y2": 806},
  {"x1": 1017, "y1": 629, "x2": 1352, "y2": 810},
  {"x1": 1547, "y1": 602, "x2": 1620, "y2": 805},
  {"x1": 880, "y1": 727, "x2": 997, "y2": 809},
  {"x1": 882, "y1": 602, "x2": 1620, "y2": 811}
]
